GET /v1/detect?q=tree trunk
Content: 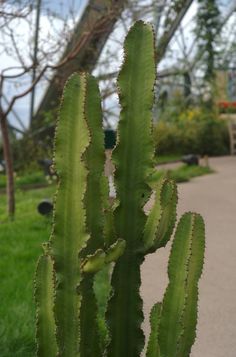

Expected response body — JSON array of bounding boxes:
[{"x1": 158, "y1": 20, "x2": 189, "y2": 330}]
[{"x1": 0, "y1": 107, "x2": 15, "y2": 218}]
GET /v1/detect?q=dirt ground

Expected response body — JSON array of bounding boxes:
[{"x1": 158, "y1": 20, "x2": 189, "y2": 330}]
[{"x1": 141, "y1": 156, "x2": 236, "y2": 357}]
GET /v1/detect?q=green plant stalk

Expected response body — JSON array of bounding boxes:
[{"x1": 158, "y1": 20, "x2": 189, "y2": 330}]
[
  {"x1": 158, "y1": 212, "x2": 205, "y2": 357},
  {"x1": 106, "y1": 21, "x2": 179, "y2": 357},
  {"x1": 79, "y1": 75, "x2": 106, "y2": 357},
  {"x1": 35, "y1": 253, "x2": 57, "y2": 357},
  {"x1": 146, "y1": 303, "x2": 162, "y2": 357},
  {"x1": 144, "y1": 178, "x2": 177, "y2": 253},
  {"x1": 106, "y1": 21, "x2": 156, "y2": 356},
  {"x1": 50, "y1": 73, "x2": 90, "y2": 356}
]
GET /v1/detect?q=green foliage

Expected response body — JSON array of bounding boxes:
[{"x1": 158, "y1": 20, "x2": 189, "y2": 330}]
[
  {"x1": 0, "y1": 171, "x2": 49, "y2": 190},
  {"x1": 35, "y1": 21, "x2": 205, "y2": 357},
  {"x1": 154, "y1": 107, "x2": 229, "y2": 156},
  {"x1": 149, "y1": 164, "x2": 213, "y2": 186},
  {"x1": 11, "y1": 133, "x2": 52, "y2": 174}
]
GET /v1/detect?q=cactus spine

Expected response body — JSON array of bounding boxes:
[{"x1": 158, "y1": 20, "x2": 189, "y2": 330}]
[{"x1": 35, "y1": 21, "x2": 205, "y2": 357}]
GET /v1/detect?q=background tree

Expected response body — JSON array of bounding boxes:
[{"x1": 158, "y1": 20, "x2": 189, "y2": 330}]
[
  {"x1": 0, "y1": 0, "x2": 126, "y2": 218},
  {"x1": 196, "y1": 0, "x2": 220, "y2": 83}
]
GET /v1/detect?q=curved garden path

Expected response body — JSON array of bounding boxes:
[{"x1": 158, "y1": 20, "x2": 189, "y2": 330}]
[{"x1": 141, "y1": 156, "x2": 236, "y2": 357}]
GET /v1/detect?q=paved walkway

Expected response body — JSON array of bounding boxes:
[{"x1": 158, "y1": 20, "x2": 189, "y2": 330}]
[{"x1": 141, "y1": 156, "x2": 236, "y2": 357}]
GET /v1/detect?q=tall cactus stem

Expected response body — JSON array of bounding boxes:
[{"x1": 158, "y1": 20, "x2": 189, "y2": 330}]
[
  {"x1": 50, "y1": 73, "x2": 90, "y2": 356},
  {"x1": 106, "y1": 21, "x2": 156, "y2": 357}
]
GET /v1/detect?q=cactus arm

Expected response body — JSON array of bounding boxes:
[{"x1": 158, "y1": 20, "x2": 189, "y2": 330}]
[
  {"x1": 106, "y1": 21, "x2": 156, "y2": 357},
  {"x1": 176, "y1": 214, "x2": 205, "y2": 357},
  {"x1": 79, "y1": 240, "x2": 126, "y2": 355},
  {"x1": 105, "y1": 239, "x2": 126, "y2": 264},
  {"x1": 51, "y1": 73, "x2": 90, "y2": 356},
  {"x1": 35, "y1": 254, "x2": 57, "y2": 357},
  {"x1": 158, "y1": 212, "x2": 205, "y2": 357},
  {"x1": 146, "y1": 303, "x2": 161, "y2": 357},
  {"x1": 81, "y1": 240, "x2": 126, "y2": 273},
  {"x1": 143, "y1": 179, "x2": 177, "y2": 253},
  {"x1": 81, "y1": 249, "x2": 106, "y2": 273}
]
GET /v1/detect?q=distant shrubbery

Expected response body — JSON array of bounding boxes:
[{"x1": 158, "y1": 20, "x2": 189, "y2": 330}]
[
  {"x1": 153, "y1": 107, "x2": 229, "y2": 156},
  {"x1": 11, "y1": 133, "x2": 52, "y2": 173},
  {"x1": 0, "y1": 171, "x2": 47, "y2": 189}
]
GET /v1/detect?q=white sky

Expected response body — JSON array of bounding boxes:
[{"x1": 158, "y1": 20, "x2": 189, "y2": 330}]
[{"x1": 0, "y1": 0, "x2": 88, "y2": 130}]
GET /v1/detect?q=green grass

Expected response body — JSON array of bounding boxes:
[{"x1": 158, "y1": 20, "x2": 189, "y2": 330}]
[
  {"x1": 0, "y1": 187, "x2": 54, "y2": 357},
  {"x1": 0, "y1": 186, "x2": 110, "y2": 356},
  {"x1": 155, "y1": 154, "x2": 182, "y2": 165},
  {"x1": 149, "y1": 164, "x2": 214, "y2": 187}
]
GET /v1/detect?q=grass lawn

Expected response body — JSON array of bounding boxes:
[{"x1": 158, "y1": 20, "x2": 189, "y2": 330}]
[
  {"x1": 0, "y1": 186, "x2": 54, "y2": 357},
  {"x1": 149, "y1": 164, "x2": 214, "y2": 187},
  {"x1": 155, "y1": 154, "x2": 182, "y2": 165},
  {"x1": 0, "y1": 186, "x2": 110, "y2": 357}
]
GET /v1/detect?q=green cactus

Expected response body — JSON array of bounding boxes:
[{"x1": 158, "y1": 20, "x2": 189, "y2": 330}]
[
  {"x1": 35, "y1": 21, "x2": 205, "y2": 357},
  {"x1": 35, "y1": 252, "x2": 57, "y2": 357},
  {"x1": 158, "y1": 213, "x2": 205, "y2": 357}
]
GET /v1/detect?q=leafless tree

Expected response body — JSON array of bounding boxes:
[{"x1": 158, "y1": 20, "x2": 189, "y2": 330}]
[{"x1": 0, "y1": 0, "x2": 126, "y2": 217}]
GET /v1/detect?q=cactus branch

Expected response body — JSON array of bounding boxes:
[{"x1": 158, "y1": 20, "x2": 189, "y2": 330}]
[
  {"x1": 50, "y1": 73, "x2": 90, "y2": 356},
  {"x1": 158, "y1": 212, "x2": 205, "y2": 357},
  {"x1": 78, "y1": 74, "x2": 106, "y2": 357},
  {"x1": 144, "y1": 179, "x2": 177, "y2": 253},
  {"x1": 106, "y1": 21, "x2": 156, "y2": 357},
  {"x1": 35, "y1": 254, "x2": 57, "y2": 357},
  {"x1": 146, "y1": 303, "x2": 162, "y2": 357}
]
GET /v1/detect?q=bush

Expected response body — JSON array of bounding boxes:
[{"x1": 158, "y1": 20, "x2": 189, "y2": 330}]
[
  {"x1": 153, "y1": 107, "x2": 229, "y2": 156},
  {"x1": 11, "y1": 133, "x2": 53, "y2": 174},
  {"x1": 153, "y1": 121, "x2": 182, "y2": 155}
]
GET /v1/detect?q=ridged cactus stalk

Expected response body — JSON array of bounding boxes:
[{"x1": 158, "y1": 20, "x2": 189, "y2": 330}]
[{"x1": 35, "y1": 21, "x2": 205, "y2": 357}]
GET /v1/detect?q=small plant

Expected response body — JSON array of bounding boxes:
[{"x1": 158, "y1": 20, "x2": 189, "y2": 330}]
[{"x1": 35, "y1": 21, "x2": 205, "y2": 357}]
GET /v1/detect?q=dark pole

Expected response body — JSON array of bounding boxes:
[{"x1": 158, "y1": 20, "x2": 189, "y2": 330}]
[{"x1": 29, "y1": 0, "x2": 42, "y2": 127}]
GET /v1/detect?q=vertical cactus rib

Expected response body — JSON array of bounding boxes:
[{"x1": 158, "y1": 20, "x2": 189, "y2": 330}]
[
  {"x1": 79, "y1": 277, "x2": 102, "y2": 356},
  {"x1": 79, "y1": 74, "x2": 105, "y2": 357},
  {"x1": 158, "y1": 212, "x2": 205, "y2": 357},
  {"x1": 82, "y1": 74, "x2": 105, "y2": 254},
  {"x1": 106, "y1": 21, "x2": 156, "y2": 357},
  {"x1": 144, "y1": 179, "x2": 177, "y2": 253},
  {"x1": 176, "y1": 214, "x2": 205, "y2": 357},
  {"x1": 35, "y1": 254, "x2": 57, "y2": 357},
  {"x1": 50, "y1": 73, "x2": 90, "y2": 357},
  {"x1": 146, "y1": 303, "x2": 161, "y2": 357}
]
